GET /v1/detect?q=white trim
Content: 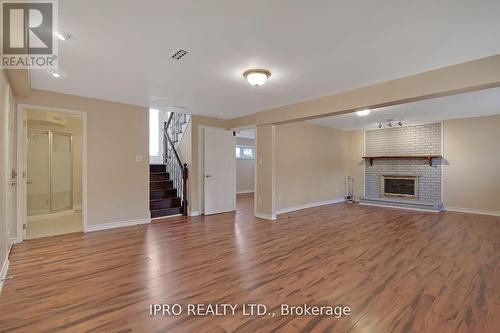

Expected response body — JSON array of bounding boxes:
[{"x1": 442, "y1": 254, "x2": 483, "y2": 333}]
[
  {"x1": 151, "y1": 214, "x2": 181, "y2": 221},
  {"x1": 277, "y1": 198, "x2": 345, "y2": 215},
  {"x1": 0, "y1": 259, "x2": 9, "y2": 295},
  {"x1": 255, "y1": 212, "x2": 276, "y2": 220},
  {"x1": 445, "y1": 206, "x2": 500, "y2": 217},
  {"x1": 17, "y1": 104, "x2": 88, "y2": 240},
  {"x1": 27, "y1": 209, "x2": 74, "y2": 222},
  {"x1": 86, "y1": 218, "x2": 151, "y2": 232},
  {"x1": 254, "y1": 128, "x2": 258, "y2": 217},
  {"x1": 16, "y1": 106, "x2": 25, "y2": 242},
  {"x1": 359, "y1": 202, "x2": 441, "y2": 213},
  {"x1": 188, "y1": 210, "x2": 200, "y2": 217},
  {"x1": 363, "y1": 129, "x2": 366, "y2": 198},
  {"x1": 237, "y1": 190, "x2": 254, "y2": 194},
  {"x1": 440, "y1": 121, "x2": 444, "y2": 204}
]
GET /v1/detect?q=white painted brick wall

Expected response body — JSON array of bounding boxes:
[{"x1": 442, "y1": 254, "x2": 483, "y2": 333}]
[{"x1": 364, "y1": 123, "x2": 442, "y2": 204}]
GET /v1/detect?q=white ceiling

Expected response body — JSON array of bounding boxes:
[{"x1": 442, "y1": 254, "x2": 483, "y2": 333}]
[
  {"x1": 32, "y1": 0, "x2": 500, "y2": 118},
  {"x1": 308, "y1": 87, "x2": 500, "y2": 130}
]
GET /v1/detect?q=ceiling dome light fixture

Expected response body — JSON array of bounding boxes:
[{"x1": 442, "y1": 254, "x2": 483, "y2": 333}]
[
  {"x1": 243, "y1": 69, "x2": 271, "y2": 86},
  {"x1": 356, "y1": 109, "x2": 371, "y2": 116}
]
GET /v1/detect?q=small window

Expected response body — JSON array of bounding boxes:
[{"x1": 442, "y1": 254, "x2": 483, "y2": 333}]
[{"x1": 236, "y1": 145, "x2": 254, "y2": 159}]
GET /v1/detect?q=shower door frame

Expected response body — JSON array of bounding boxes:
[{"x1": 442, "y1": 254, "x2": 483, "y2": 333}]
[
  {"x1": 50, "y1": 131, "x2": 74, "y2": 213},
  {"x1": 27, "y1": 129, "x2": 74, "y2": 215},
  {"x1": 17, "y1": 105, "x2": 88, "y2": 242}
]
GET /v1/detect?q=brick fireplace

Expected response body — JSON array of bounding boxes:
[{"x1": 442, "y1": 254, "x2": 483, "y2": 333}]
[{"x1": 361, "y1": 123, "x2": 443, "y2": 211}]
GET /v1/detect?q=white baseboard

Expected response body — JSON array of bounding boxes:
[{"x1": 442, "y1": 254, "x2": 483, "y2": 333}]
[
  {"x1": 9, "y1": 237, "x2": 18, "y2": 246},
  {"x1": 277, "y1": 197, "x2": 345, "y2": 215},
  {"x1": 28, "y1": 209, "x2": 75, "y2": 222},
  {"x1": 445, "y1": 206, "x2": 500, "y2": 217},
  {"x1": 86, "y1": 218, "x2": 151, "y2": 232},
  {"x1": 151, "y1": 214, "x2": 182, "y2": 221},
  {"x1": 237, "y1": 190, "x2": 254, "y2": 194},
  {"x1": 359, "y1": 202, "x2": 440, "y2": 213},
  {"x1": 189, "y1": 211, "x2": 200, "y2": 217},
  {"x1": 255, "y1": 212, "x2": 276, "y2": 221},
  {"x1": 0, "y1": 258, "x2": 10, "y2": 295}
]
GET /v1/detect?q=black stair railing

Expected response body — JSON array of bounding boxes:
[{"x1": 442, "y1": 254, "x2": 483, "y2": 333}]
[{"x1": 164, "y1": 112, "x2": 188, "y2": 215}]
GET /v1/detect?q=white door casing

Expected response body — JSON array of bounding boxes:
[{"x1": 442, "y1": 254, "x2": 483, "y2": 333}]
[
  {"x1": 6, "y1": 95, "x2": 16, "y2": 246},
  {"x1": 203, "y1": 128, "x2": 235, "y2": 215}
]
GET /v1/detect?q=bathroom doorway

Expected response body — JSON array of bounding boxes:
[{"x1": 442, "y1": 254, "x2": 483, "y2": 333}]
[{"x1": 23, "y1": 108, "x2": 85, "y2": 239}]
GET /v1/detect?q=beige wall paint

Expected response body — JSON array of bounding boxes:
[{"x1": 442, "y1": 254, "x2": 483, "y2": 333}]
[
  {"x1": 443, "y1": 114, "x2": 500, "y2": 212},
  {"x1": 5, "y1": 69, "x2": 31, "y2": 97},
  {"x1": 26, "y1": 112, "x2": 83, "y2": 208},
  {"x1": 276, "y1": 122, "x2": 347, "y2": 211},
  {"x1": 189, "y1": 115, "x2": 229, "y2": 214},
  {"x1": 17, "y1": 90, "x2": 149, "y2": 227},
  {"x1": 255, "y1": 125, "x2": 276, "y2": 217},
  {"x1": 178, "y1": 121, "x2": 192, "y2": 167},
  {"x1": 346, "y1": 130, "x2": 365, "y2": 201},
  {"x1": 229, "y1": 113, "x2": 256, "y2": 129},
  {"x1": 340, "y1": 115, "x2": 500, "y2": 212},
  {"x1": 236, "y1": 137, "x2": 255, "y2": 193}
]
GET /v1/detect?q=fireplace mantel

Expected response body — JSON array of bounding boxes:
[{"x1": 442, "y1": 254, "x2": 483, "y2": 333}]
[{"x1": 362, "y1": 155, "x2": 442, "y2": 166}]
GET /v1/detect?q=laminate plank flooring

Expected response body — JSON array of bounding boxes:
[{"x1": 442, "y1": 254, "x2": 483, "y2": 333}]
[{"x1": 0, "y1": 194, "x2": 498, "y2": 333}]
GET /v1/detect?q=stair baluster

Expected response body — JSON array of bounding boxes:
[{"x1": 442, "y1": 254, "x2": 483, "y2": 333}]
[{"x1": 163, "y1": 112, "x2": 189, "y2": 216}]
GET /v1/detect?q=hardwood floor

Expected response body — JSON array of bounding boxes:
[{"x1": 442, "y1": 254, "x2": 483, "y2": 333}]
[{"x1": 0, "y1": 195, "x2": 499, "y2": 333}]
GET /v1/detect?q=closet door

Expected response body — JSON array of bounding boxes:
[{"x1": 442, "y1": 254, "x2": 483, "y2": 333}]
[{"x1": 51, "y1": 132, "x2": 73, "y2": 212}]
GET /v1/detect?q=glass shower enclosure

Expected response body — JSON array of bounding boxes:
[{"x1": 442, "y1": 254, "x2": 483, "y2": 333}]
[{"x1": 27, "y1": 129, "x2": 73, "y2": 216}]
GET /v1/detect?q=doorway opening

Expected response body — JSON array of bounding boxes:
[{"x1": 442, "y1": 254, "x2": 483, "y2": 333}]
[
  {"x1": 234, "y1": 128, "x2": 256, "y2": 216},
  {"x1": 21, "y1": 107, "x2": 86, "y2": 239}
]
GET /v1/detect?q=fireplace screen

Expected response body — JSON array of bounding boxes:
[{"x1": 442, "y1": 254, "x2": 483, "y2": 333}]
[{"x1": 381, "y1": 176, "x2": 418, "y2": 198}]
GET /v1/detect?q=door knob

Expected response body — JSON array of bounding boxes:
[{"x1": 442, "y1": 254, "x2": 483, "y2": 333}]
[{"x1": 205, "y1": 175, "x2": 213, "y2": 178}]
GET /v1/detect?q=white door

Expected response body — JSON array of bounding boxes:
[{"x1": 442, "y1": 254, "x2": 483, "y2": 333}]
[
  {"x1": 6, "y1": 96, "x2": 17, "y2": 245},
  {"x1": 204, "y1": 128, "x2": 235, "y2": 215}
]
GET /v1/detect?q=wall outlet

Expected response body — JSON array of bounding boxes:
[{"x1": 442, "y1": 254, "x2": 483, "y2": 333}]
[{"x1": 135, "y1": 155, "x2": 143, "y2": 162}]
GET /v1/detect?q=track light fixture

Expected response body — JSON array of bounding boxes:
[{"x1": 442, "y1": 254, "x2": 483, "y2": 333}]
[{"x1": 377, "y1": 120, "x2": 404, "y2": 129}]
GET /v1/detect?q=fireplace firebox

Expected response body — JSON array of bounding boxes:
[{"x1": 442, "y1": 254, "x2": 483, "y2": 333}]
[{"x1": 381, "y1": 175, "x2": 418, "y2": 199}]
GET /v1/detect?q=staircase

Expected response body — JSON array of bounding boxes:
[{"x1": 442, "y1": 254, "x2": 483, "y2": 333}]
[
  {"x1": 149, "y1": 111, "x2": 189, "y2": 219},
  {"x1": 149, "y1": 164, "x2": 182, "y2": 218}
]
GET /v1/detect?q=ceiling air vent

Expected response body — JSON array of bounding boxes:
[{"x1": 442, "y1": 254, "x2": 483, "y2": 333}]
[{"x1": 171, "y1": 49, "x2": 188, "y2": 60}]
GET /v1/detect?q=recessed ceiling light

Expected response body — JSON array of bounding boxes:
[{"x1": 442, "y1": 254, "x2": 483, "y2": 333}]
[
  {"x1": 356, "y1": 109, "x2": 371, "y2": 116},
  {"x1": 48, "y1": 71, "x2": 61, "y2": 78},
  {"x1": 243, "y1": 69, "x2": 271, "y2": 86},
  {"x1": 54, "y1": 31, "x2": 70, "y2": 41}
]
